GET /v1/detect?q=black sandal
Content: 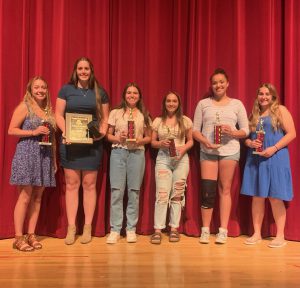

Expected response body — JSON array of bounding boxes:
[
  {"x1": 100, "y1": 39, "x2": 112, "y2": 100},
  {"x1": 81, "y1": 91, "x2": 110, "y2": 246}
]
[
  {"x1": 150, "y1": 232, "x2": 162, "y2": 244},
  {"x1": 169, "y1": 231, "x2": 180, "y2": 242}
]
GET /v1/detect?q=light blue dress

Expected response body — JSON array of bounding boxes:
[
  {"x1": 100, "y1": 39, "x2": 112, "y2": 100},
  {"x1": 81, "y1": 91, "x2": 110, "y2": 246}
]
[{"x1": 241, "y1": 116, "x2": 293, "y2": 201}]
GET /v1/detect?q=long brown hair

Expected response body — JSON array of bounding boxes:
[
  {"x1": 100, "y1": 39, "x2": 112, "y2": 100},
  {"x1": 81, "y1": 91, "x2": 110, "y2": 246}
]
[
  {"x1": 249, "y1": 83, "x2": 283, "y2": 132},
  {"x1": 69, "y1": 57, "x2": 102, "y2": 121},
  {"x1": 161, "y1": 91, "x2": 185, "y2": 139},
  {"x1": 114, "y1": 82, "x2": 151, "y2": 128}
]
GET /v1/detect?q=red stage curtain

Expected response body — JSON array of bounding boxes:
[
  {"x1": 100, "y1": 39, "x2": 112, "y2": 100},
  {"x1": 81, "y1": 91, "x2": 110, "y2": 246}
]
[{"x1": 0, "y1": 0, "x2": 299, "y2": 240}]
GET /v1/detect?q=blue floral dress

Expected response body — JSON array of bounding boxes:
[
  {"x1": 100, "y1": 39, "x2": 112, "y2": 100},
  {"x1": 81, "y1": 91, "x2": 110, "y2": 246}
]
[{"x1": 10, "y1": 111, "x2": 56, "y2": 187}]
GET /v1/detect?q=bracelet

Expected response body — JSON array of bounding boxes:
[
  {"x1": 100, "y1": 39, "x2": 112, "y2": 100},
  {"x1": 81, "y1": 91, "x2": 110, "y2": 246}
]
[{"x1": 274, "y1": 144, "x2": 279, "y2": 151}]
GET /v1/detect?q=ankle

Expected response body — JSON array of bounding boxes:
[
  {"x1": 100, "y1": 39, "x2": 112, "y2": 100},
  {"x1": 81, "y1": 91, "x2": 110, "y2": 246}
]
[
  {"x1": 201, "y1": 227, "x2": 210, "y2": 233},
  {"x1": 219, "y1": 227, "x2": 228, "y2": 233}
]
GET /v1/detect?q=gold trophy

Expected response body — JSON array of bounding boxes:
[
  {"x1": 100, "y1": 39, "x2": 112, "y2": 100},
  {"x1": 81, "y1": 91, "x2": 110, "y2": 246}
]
[
  {"x1": 126, "y1": 108, "x2": 136, "y2": 142},
  {"x1": 167, "y1": 126, "x2": 177, "y2": 158},
  {"x1": 214, "y1": 112, "x2": 222, "y2": 147},
  {"x1": 253, "y1": 118, "x2": 265, "y2": 154}
]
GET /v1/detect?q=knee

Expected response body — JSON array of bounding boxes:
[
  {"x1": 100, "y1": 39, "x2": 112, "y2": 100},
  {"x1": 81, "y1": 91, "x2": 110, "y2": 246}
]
[
  {"x1": 171, "y1": 180, "x2": 186, "y2": 203},
  {"x1": 66, "y1": 178, "x2": 80, "y2": 191},
  {"x1": 18, "y1": 193, "x2": 31, "y2": 206},
  {"x1": 269, "y1": 197, "x2": 283, "y2": 205},
  {"x1": 156, "y1": 189, "x2": 169, "y2": 204},
  {"x1": 82, "y1": 180, "x2": 96, "y2": 192},
  {"x1": 201, "y1": 179, "x2": 217, "y2": 209},
  {"x1": 218, "y1": 184, "x2": 231, "y2": 197},
  {"x1": 32, "y1": 193, "x2": 43, "y2": 204}
]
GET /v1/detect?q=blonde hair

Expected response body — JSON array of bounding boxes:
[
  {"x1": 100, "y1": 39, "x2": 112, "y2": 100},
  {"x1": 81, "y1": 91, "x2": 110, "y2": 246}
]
[
  {"x1": 23, "y1": 76, "x2": 56, "y2": 128},
  {"x1": 249, "y1": 83, "x2": 283, "y2": 132}
]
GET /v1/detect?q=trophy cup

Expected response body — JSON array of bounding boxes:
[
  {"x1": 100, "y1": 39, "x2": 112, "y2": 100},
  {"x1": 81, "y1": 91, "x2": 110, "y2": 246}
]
[
  {"x1": 39, "y1": 120, "x2": 52, "y2": 146},
  {"x1": 253, "y1": 118, "x2": 265, "y2": 154},
  {"x1": 214, "y1": 112, "x2": 222, "y2": 147},
  {"x1": 167, "y1": 127, "x2": 177, "y2": 158},
  {"x1": 126, "y1": 108, "x2": 136, "y2": 142}
]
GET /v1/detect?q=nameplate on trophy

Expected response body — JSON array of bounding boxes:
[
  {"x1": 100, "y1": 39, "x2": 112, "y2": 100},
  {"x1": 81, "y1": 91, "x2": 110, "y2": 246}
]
[{"x1": 65, "y1": 113, "x2": 93, "y2": 144}]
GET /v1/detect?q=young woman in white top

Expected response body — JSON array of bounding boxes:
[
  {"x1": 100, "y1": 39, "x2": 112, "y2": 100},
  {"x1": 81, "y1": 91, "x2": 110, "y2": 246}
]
[
  {"x1": 193, "y1": 68, "x2": 249, "y2": 244},
  {"x1": 150, "y1": 92, "x2": 193, "y2": 244},
  {"x1": 106, "y1": 82, "x2": 151, "y2": 244}
]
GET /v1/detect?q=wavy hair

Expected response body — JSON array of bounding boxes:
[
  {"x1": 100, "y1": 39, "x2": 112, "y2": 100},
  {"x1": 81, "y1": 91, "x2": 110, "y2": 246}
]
[
  {"x1": 249, "y1": 83, "x2": 283, "y2": 132},
  {"x1": 24, "y1": 76, "x2": 55, "y2": 126},
  {"x1": 161, "y1": 91, "x2": 185, "y2": 139},
  {"x1": 69, "y1": 57, "x2": 103, "y2": 121},
  {"x1": 114, "y1": 82, "x2": 151, "y2": 128},
  {"x1": 23, "y1": 76, "x2": 56, "y2": 150}
]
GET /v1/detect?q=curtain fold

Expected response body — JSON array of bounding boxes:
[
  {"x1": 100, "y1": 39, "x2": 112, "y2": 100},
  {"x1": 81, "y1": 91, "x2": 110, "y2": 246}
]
[{"x1": 1, "y1": 0, "x2": 299, "y2": 240}]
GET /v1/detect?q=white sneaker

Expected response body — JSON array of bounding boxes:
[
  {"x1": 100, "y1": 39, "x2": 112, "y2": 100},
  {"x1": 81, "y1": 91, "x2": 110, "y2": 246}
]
[
  {"x1": 126, "y1": 230, "x2": 137, "y2": 243},
  {"x1": 215, "y1": 228, "x2": 227, "y2": 244},
  {"x1": 199, "y1": 230, "x2": 210, "y2": 244},
  {"x1": 106, "y1": 231, "x2": 120, "y2": 244}
]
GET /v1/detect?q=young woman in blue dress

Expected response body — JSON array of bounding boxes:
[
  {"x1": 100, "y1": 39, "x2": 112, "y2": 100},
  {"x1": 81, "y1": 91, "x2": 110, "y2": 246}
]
[
  {"x1": 9, "y1": 76, "x2": 56, "y2": 251},
  {"x1": 55, "y1": 57, "x2": 109, "y2": 245},
  {"x1": 241, "y1": 83, "x2": 296, "y2": 248}
]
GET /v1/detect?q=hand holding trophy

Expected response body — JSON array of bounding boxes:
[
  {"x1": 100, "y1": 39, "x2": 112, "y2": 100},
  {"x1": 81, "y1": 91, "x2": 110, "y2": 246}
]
[
  {"x1": 252, "y1": 118, "x2": 265, "y2": 154},
  {"x1": 167, "y1": 126, "x2": 177, "y2": 158},
  {"x1": 39, "y1": 109, "x2": 53, "y2": 146},
  {"x1": 214, "y1": 112, "x2": 222, "y2": 147},
  {"x1": 126, "y1": 108, "x2": 136, "y2": 143}
]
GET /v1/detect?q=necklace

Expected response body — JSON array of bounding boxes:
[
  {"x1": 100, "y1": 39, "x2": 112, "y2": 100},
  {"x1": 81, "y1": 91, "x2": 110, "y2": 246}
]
[{"x1": 79, "y1": 88, "x2": 89, "y2": 97}]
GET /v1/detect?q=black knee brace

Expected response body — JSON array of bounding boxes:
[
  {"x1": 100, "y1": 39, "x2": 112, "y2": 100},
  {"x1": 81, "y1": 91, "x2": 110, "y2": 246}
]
[{"x1": 200, "y1": 179, "x2": 217, "y2": 209}]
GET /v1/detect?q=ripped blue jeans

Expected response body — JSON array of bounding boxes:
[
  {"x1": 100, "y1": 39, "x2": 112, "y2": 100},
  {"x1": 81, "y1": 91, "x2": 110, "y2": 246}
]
[{"x1": 154, "y1": 150, "x2": 189, "y2": 229}]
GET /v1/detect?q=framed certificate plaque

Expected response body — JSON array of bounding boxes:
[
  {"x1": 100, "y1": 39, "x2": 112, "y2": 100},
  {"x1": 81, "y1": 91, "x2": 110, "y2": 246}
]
[{"x1": 65, "y1": 113, "x2": 93, "y2": 144}]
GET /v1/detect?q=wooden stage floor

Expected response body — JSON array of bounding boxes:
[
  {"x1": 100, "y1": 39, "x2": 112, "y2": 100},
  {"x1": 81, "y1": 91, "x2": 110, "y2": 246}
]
[{"x1": 0, "y1": 234, "x2": 299, "y2": 287}]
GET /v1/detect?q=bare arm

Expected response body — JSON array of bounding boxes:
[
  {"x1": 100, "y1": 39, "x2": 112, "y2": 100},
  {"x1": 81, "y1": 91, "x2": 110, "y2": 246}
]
[
  {"x1": 8, "y1": 103, "x2": 49, "y2": 137},
  {"x1": 136, "y1": 126, "x2": 152, "y2": 146},
  {"x1": 151, "y1": 130, "x2": 171, "y2": 149},
  {"x1": 176, "y1": 128, "x2": 194, "y2": 159},
  {"x1": 275, "y1": 105, "x2": 296, "y2": 149},
  {"x1": 253, "y1": 105, "x2": 296, "y2": 158},
  {"x1": 99, "y1": 103, "x2": 109, "y2": 136},
  {"x1": 221, "y1": 124, "x2": 247, "y2": 139},
  {"x1": 193, "y1": 130, "x2": 220, "y2": 149},
  {"x1": 55, "y1": 98, "x2": 67, "y2": 135},
  {"x1": 181, "y1": 127, "x2": 194, "y2": 153},
  {"x1": 106, "y1": 125, "x2": 124, "y2": 144}
]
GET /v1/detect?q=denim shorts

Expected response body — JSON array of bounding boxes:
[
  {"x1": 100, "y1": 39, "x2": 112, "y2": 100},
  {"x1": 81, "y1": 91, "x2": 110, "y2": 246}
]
[{"x1": 200, "y1": 151, "x2": 240, "y2": 161}]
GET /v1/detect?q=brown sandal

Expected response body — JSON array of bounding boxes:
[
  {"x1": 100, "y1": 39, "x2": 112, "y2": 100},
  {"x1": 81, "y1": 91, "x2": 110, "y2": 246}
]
[
  {"x1": 13, "y1": 236, "x2": 34, "y2": 252},
  {"x1": 150, "y1": 232, "x2": 162, "y2": 244},
  {"x1": 169, "y1": 231, "x2": 180, "y2": 242},
  {"x1": 27, "y1": 233, "x2": 42, "y2": 250}
]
